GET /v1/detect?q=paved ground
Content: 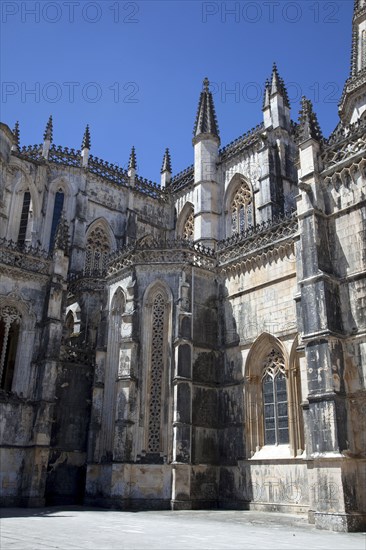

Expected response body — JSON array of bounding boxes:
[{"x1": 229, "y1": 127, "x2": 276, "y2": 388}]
[{"x1": 1, "y1": 507, "x2": 365, "y2": 550}]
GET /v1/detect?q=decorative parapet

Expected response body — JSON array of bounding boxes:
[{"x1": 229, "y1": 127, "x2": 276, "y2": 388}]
[
  {"x1": 217, "y1": 211, "x2": 298, "y2": 267},
  {"x1": 13, "y1": 144, "x2": 167, "y2": 201},
  {"x1": 170, "y1": 165, "x2": 194, "y2": 193},
  {"x1": 0, "y1": 238, "x2": 51, "y2": 277},
  {"x1": 134, "y1": 175, "x2": 168, "y2": 201},
  {"x1": 219, "y1": 123, "x2": 264, "y2": 162},
  {"x1": 68, "y1": 271, "x2": 106, "y2": 293},
  {"x1": 322, "y1": 117, "x2": 366, "y2": 171},
  {"x1": 108, "y1": 237, "x2": 217, "y2": 275}
]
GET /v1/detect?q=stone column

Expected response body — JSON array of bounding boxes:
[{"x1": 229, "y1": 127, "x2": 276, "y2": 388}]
[{"x1": 171, "y1": 273, "x2": 193, "y2": 509}]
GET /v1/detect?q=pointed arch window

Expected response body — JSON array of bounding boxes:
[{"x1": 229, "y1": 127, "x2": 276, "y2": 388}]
[
  {"x1": 0, "y1": 306, "x2": 21, "y2": 391},
  {"x1": 17, "y1": 191, "x2": 32, "y2": 246},
  {"x1": 231, "y1": 181, "x2": 253, "y2": 234},
  {"x1": 49, "y1": 190, "x2": 65, "y2": 251},
  {"x1": 245, "y1": 335, "x2": 304, "y2": 458},
  {"x1": 262, "y1": 349, "x2": 289, "y2": 445},
  {"x1": 84, "y1": 225, "x2": 111, "y2": 276},
  {"x1": 182, "y1": 210, "x2": 194, "y2": 240}
]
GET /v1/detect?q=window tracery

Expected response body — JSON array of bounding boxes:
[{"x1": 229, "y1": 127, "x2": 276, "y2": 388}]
[
  {"x1": 84, "y1": 225, "x2": 111, "y2": 276},
  {"x1": 262, "y1": 349, "x2": 289, "y2": 445},
  {"x1": 231, "y1": 181, "x2": 253, "y2": 234},
  {"x1": 182, "y1": 211, "x2": 194, "y2": 240}
]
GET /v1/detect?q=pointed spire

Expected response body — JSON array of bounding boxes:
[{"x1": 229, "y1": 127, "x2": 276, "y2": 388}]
[
  {"x1": 161, "y1": 148, "x2": 172, "y2": 174},
  {"x1": 53, "y1": 214, "x2": 69, "y2": 256},
  {"x1": 160, "y1": 148, "x2": 172, "y2": 188},
  {"x1": 270, "y1": 63, "x2": 290, "y2": 108},
  {"x1": 193, "y1": 77, "x2": 220, "y2": 142},
  {"x1": 128, "y1": 146, "x2": 137, "y2": 170},
  {"x1": 81, "y1": 124, "x2": 91, "y2": 150},
  {"x1": 298, "y1": 97, "x2": 323, "y2": 143},
  {"x1": 12, "y1": 121, "x2": 20, "y2": 151},
  {"x1": 43, "y1": 115, "x2": 53, "y2": 142},
  {"x1": 270, "y1": 62, "x2": 281, "y2": 94}
]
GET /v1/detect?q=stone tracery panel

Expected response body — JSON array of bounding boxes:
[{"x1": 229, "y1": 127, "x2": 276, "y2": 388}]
[
  {"x1": 147, "y1": 292, "x2": 166, "y2": 453},
  {"x1": 84, "y1": 225, "x2": 111, "y2": 276},
  {"x1": 231, "y1": 181, "x2": 253, "y2": 234},
  {"x1": 183, "y1": 210, "x2": 194, "y2": 240}
]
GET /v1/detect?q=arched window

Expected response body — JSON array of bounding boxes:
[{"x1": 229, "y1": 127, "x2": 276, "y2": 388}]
[
  {"x1": 49, "y1": 190, "x2": 65, "y2": 251},
  {"x1": 84, "y1": 225, "x2": 111, "y2": 276},
  {"x1": 245, "y1": 334, "x2": 303, "y2": 458},
  {"x1": 182, "y1": 210, "x2": 194, "y2": 240},
  {"x1": 17, "y1": 191, "x2": 32, "y2": 246},
  {"x1": 262, "y1": 349, "x2": 289, "y2": 445},
  {"x1": 231, "y1": 181, "x2": 253, "y2": 234},
  {"x1": 65, "y1": 302, "x2": 81, "y2": 338},
  {"x1": 0, "y1": 306, "x2": 21, "y2": 391}
]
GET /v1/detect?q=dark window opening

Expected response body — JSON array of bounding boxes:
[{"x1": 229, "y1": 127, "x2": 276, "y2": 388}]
[
  {"x1": 49, "y1": 191, "x2": 65, "y2": 250},
  {"x1": 17, "y1": 192, "x2": 31, "y2": 246}
]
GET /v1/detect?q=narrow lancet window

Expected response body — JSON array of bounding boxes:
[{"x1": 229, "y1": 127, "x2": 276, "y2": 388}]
[{"x1": 262, "y1": 349, "x2": 289, "y2": 445}]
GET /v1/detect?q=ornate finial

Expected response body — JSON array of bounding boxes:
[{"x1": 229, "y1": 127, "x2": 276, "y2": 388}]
[
  {"x1": 193, "y1": 77, "x2": 220, "y2": 140},
  {"x1": 53, "y1": 214, "x2": 69, "y2": 255},
  {"x1": 12, "y1": 121, "x2": 20, "y2": 149},
  {"x1": 161, "y1": 148, "x2": 172, "y2": 174},
  {"x1": 43, "y1": 115, "x2": 53, "y2": 142},
  {"x1": 298, "y1": 96, "x2": 323, "y2": 143},
  {"x1": 270, "y1": 63, "x2": 290, "y2": 108},
  {"x1": 81, "y1": 124, "x2": 91, "y2": 150},
  {"x1": 128, "y1": 146, "x2": 137, "y2": 170}
]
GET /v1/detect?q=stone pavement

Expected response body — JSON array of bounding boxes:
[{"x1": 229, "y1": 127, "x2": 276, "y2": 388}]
[{"x1": 0, "y1": 507, "x2": 365, "y2": 550}]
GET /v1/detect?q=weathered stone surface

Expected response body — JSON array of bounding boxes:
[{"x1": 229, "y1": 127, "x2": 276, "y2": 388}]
[{"x1": 0, "y1": 5, "x2": 365, "y2": 531}]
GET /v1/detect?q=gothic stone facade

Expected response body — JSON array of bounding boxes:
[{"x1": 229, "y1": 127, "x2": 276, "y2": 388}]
[{"x1": 0, "y1": 1, "x2": 366, "y2": 533}]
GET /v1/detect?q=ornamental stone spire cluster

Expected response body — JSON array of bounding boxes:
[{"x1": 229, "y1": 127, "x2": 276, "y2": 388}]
[
  {"x1": 193, "y1": 77, "x2": 220, "y2": 143},
  {"x1": 270, "y1": 63, "x2": 290, "y2": 109},
  {"x1": 128, "y1": 146, "x2": 137, "y2": 171},
  {"x1": 298, "y1": 96, "x2": 323, "y2": 143},
  {"x1": 160, "y1": 148, "x2": 172, "y2": 188},
  {"x1": 42, "y1": 115, "x2": 53, "y2": 159},
  {"x1": 263, "y1": 64, "x2": 291, "y2": 129},
  {"x1": 81, "y1": 125, "x2": 91, "y2": 150},
  {"x1": 43, "y1": 115, "x2": 53, "y2": 142},
  {"x1": 161, "y1": 148, "x2": 172, "y2": 174},
  {"x1": 81, "y1": 125, "x2": 91, "y2": 167}
]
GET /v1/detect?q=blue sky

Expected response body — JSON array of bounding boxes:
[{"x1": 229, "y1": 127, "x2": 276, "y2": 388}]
[{"x1": 1, "y1": 0, "x2": 355, "y2": 180}]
